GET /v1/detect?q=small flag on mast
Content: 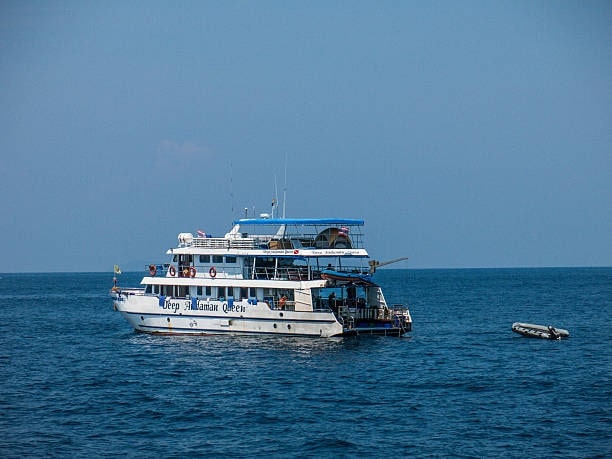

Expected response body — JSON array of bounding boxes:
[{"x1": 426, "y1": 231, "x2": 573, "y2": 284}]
[{"x1": 114, "y1": 265, "x2": 122, "y2": 275}]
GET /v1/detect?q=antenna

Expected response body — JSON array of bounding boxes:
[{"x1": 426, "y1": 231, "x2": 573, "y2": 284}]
[
  {"x1": 282, "y1": 153, "x2": 287, "y2": 218},
  {"x1": 229, "y1": 161, "x2": 234, "y2": 222},
  {"x1": 272, "y1": 175, "x2": 279, "y2": 218}
]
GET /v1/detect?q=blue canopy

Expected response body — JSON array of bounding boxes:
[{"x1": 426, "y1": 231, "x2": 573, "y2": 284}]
[{"x1": 234, "y1": 218, "x2": 364, "y2": 226}]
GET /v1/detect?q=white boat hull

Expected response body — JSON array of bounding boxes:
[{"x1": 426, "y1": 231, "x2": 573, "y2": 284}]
[{"x1": 113, "y1": 292, "x2": 343, "y2": 337}]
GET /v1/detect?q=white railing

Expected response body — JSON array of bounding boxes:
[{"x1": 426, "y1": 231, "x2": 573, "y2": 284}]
[
  {"x1": 189, "y1": 234, "x2": 364, "y2": 250},
  {"x1": 192, "y1": 237, "x2": 257, "y2": 249}
]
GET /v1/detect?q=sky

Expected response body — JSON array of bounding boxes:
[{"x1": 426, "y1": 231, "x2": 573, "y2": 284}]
[{"x1": 0, "y1": 1, "x2": 610, "y2": 272}]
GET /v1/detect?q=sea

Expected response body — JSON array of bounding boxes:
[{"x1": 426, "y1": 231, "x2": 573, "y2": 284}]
[{"x1": 0, "y1": 268, "x2": 610, "y2": 458}]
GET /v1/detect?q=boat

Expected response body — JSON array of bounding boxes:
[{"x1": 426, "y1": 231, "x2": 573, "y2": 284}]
[
  {"x1": 511, "y1": 322, "x2": 569, "y2": 340},
  {"x1": 110, "y1": 217, "x2": 412, "y2": 337}
]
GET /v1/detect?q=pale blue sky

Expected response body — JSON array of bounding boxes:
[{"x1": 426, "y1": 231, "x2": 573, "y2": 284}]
[{"x1": 1, "y1": 1, "x2": 610, "y2": 272}]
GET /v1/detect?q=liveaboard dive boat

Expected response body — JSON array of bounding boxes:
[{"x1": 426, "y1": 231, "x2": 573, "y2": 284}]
[
  {"x1": 110, "y1": 217, "x2": 411, "y2": 337},
  {"x1": 511, "y1": 322, "x2": 569, "y2": 340}
]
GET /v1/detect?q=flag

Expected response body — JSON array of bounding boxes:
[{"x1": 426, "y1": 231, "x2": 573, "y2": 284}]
[{"x1": 114, "y1": 265, "x2": 122, "y2": 274}]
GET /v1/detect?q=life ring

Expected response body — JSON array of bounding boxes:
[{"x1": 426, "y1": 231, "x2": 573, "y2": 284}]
[
  {"x1": 169, "y1": 266, "x2": 176, "y2": 277},
  {"x1": 209, "y1": 266, "x2": 217, "y2": 278},
  {"x1": 149, "y1": 264, "x2": 157, "y2": 276},
  {"x1": 189, "y1": 267, "x2": 196, "y2": 278}
]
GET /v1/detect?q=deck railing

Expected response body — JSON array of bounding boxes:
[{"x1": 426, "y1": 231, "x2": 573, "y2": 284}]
[
  {"x1": 189, "y1": 234, "x2": 364, "y2": 250},
  {"x1": 192, "y1": 237, "x2": 258, "y2": 249}
]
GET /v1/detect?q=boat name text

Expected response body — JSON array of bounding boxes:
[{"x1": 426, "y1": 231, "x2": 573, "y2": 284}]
[{"x1": 160, "y1": 299, "x2": 245, "y2": 314}]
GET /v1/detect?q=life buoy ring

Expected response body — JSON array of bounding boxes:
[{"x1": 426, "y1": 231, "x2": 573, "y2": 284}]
[
  {"x1": 209, "y1": 266, "x2": 217, "y2": 278},
  {"x1": 189, "y1": 267, "x2": 196, "y2": 278},
  {"x1": 149, "y1": 264, "x2": 157, "y2": 276},
  {"x1": 169, "y1": 266, "x2": 176, "y2": 277}
]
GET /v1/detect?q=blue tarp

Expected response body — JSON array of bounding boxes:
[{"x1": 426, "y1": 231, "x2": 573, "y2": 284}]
[{"x1": 234, "y1": 218, "x2": 364, "y2": 226}]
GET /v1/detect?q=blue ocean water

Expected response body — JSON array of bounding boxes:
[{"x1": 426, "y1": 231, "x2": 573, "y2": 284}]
[{"x1": 0, "y1": 268, "x2": 610, "y2": 458}]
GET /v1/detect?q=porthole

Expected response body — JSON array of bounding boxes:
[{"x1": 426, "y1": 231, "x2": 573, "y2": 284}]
[
  {"x1": 273, "y1": 324, "x2": 277, "y2": 329},
  {"x1": 287, "y1": 324, "x2": 291, "y2": 330},
  {"x1": 167, "y1": 317, "x2": 171, "y2": 322},
  {"x1": 279, "y1": 312, "x2": 284, "y2": 317}
]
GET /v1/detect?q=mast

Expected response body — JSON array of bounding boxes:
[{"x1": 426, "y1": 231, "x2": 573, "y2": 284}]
[
  {"x1": 282, "y1": 153, "x2": 287, "y2": 218},
  {"x1": 272, "y1": 175, "x2": 279, "y2": 218}
]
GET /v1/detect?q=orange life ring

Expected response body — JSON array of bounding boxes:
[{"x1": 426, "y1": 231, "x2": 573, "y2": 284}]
[
  {"x1": 169, "y1": 266, "x2": 176, "y2": 277},
  {"x1": 209, "y1": 266, "x2": 217, "y2": 278},
  {"x1": 189, "y1": 267, "x2": 196, "y2": 278},
  {"x1": 149, "y1": 264, "x2": 157, "y2": 276}
]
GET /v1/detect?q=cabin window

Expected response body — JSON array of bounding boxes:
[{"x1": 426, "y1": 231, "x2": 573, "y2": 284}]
[
  {"x1": 249, "y1": 287, "x2": 257, "y2": 298},
  {"x1": 213, "y1": 255, "x2": 223, "y2": 264},
  {"x1": 240, "y1": 287, "x2": 248, "y2": 299},
  {"x1": 145, "y1": 284, "x2": 152, "y2": 294},
  {"x1": 199, "y1": 255, "x2": 210, "y2": 263},
  {"x1": 226, "y1": 256, "x2": 237, "y2": 264},
  {"x1": 205, "y1": 286, "x2": 211, "y2": 297},
  {"x1": 179, "y1": 254, "x2": 193, "y2": 264},
  {"x1": 197, "y1": 286, "x2": 203, "y2": 296},
  {"x1": 217, "y1": 286, "x2": 226, "y2": 299}
]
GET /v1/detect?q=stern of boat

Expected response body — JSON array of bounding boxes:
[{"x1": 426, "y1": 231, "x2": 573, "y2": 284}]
[{"x1": 337, "y1": 304, "x2": 412, "y2": 337}]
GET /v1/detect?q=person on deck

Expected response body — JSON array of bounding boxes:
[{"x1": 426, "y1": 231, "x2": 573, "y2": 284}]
[
  {"x1": 548, "y1": 325, "x2": 560, "y2": 340},
  {"x1": 328, "y1": 292, "x2": 337, "y2": 313}
]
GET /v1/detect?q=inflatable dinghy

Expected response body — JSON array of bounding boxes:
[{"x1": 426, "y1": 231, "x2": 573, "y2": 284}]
[{"x1": 512, "y1": 322, "x2": 569, "y2": 340}]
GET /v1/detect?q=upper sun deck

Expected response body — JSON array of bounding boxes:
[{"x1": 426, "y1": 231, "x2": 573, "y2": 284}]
[{"x1": 171, "y1": 218, "x2": 368, "y2": 257}]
